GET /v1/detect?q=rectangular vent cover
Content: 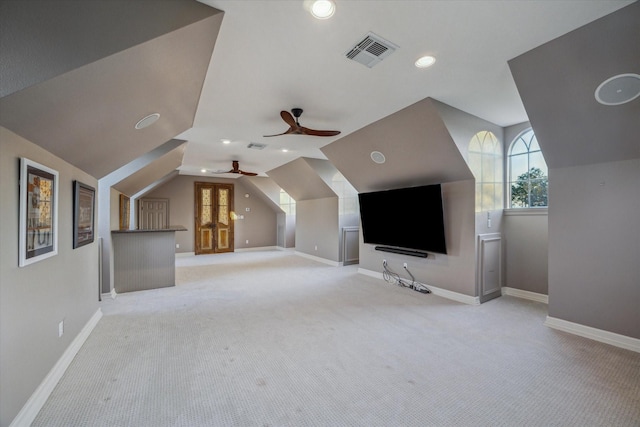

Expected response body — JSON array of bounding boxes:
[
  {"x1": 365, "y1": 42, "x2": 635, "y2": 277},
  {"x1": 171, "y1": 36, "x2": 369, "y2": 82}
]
[
  {"x1": 247, "y1": 143, "x2": 267, "y2": 150},
  {"x1": 345, "y1": 32, "x2": 399, "y2": 68}
]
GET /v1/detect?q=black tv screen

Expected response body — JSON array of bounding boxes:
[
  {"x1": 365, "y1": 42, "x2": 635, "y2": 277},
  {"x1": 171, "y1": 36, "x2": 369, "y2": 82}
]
[{"x1": 358, "y1": 184, "x2": 447, "y2": 254}]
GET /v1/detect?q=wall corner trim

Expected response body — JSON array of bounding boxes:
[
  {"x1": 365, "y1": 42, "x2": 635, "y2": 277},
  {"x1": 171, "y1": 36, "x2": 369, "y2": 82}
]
[
  {"x1": 358, "y1": 268, "x2": 480, "y2": 305},
  {"x1": 10, "y1": 308, "x2": 103, "y2": 427},
  {"x1": 544, "y1": 316, "x2": 640, "y2": 353},
  {"x1": 502, "y1": 287, "x2": 548, "y2": 304}
]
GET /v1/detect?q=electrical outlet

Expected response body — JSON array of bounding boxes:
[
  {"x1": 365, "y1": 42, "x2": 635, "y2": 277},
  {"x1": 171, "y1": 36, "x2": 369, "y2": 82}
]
[
  {"x1": 176, "y1": 243, "x2": 180, "y2": 249},
  {"x1": 403, "y1": 262, "x2": 408, "y2": 268},
  {"x1": 245, "y1": 240, "x2": 249, "y2": 244},
  {"x1": 58, "y1": 320, "x2": 64, "y2": 338},
  {"x1": 314, "y1": 245, "x2": 318, "y2": 251}
]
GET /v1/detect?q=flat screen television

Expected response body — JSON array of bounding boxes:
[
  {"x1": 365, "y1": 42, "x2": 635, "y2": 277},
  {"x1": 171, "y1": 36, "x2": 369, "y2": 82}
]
[{"x1": 358, "y1": 184, "x2": 447, "y2": 255}]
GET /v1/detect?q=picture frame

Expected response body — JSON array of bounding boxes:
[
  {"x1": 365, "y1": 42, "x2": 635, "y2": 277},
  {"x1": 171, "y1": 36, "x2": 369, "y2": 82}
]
[
  {"x1": 119, "y1": 194, "x2": 130, "y2": 230},
  {"x1": 19, "y1": 158, "x2": 59, "y2": 267},
  {"x1": 73, "y1": 180, "x2": 96, "y2": 248}
]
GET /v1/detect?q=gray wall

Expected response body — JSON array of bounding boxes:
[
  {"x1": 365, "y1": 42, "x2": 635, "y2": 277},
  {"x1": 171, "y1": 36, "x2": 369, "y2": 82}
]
[
  {"x1": 548, "y1": 158, "x2": 640, "y2": 339},
  {"x1": 503, "y1": 212, "x2": 548, "y2": 294},
  {"x1": 0, "y1": 127, "x2": 100, "y2": 427},
  {"x1": 359, "y1": 179, "x2": 477, "y2": 296},
  {"x1": 145, "y1": 175, "x2": 278, "y2": 252},
  {"x1": 296, "y1": 197, "x2": 340, "y2": 262}
]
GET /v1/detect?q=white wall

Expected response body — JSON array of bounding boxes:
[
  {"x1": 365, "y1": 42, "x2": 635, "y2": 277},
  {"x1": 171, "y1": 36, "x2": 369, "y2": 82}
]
[{"x1": 0, "y1": 127, "x2": 100, "y2": 427}]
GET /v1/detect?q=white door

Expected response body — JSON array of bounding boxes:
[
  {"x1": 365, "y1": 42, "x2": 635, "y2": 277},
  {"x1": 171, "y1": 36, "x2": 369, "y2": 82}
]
[{"x1": 138, "y1": 198, "x2": 169, "y2": 229}]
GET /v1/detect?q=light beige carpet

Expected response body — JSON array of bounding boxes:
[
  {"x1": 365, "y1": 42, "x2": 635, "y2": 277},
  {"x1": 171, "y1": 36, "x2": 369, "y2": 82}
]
[{"x1": 32, "y1": 250, "x2": 640, "y2": 426}]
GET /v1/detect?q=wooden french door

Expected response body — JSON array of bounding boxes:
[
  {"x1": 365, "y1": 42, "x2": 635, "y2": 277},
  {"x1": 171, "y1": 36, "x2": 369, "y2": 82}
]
[{"x1": 194, "y1": 182, "x2": 234, "y2": 255}]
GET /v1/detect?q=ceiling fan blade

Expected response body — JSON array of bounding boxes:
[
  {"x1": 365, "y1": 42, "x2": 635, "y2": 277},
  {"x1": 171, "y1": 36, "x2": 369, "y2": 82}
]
[
  {"x1": 239, "y1": 171, "x2": 258, "y2": 176},
  {"x1": 263, "y1": 127, "x2": 296, "y2": 137},
  {"x1": 300, "y1": 127, "x2": 341, "y2": 137},
  {"x1": 280, "y1": 110, "x2": 297, "y2": 127}
]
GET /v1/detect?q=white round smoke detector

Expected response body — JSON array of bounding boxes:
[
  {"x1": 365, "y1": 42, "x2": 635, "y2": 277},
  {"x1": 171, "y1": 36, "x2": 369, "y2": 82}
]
[
  {"x1": 595, "y1": 73, "x2": 640, "y2": 106},
  {"x1": 135, "y1": 113, "x2": 160, "y2": 129},
  {"x1": 370, "y1": 151, "x2": 386, "y2": 164}
]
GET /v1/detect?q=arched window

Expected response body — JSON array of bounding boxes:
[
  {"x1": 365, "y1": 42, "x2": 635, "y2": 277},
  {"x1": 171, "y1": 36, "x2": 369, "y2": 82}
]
[
  {"x1": 468, "y1": 131, "x2": 502, "y2": 212},
  {"x1": 508, "y1": 129, "x2": 548, "y2": 208},
  {"x1": 331, "y1": 172, "x2": 358, "y2": 215},
  {"x1": 279, "y1": 189, "x2": 296, "y2": 215}
]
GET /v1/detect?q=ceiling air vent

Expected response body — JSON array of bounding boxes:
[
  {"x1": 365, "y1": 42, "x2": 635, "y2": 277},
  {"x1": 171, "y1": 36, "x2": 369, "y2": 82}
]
[
  {"x1": 247, "y1": 142, "x2": 267, "y2": 150},
  {"x1": 345, "y1": 32, "x2": 399, "y2": 68}
]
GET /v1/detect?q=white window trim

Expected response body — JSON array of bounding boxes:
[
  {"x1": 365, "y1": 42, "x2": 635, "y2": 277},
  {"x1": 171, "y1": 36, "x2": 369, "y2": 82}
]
[{"x1": 503, "y1": 207, "x2": 548, "y2": 216}]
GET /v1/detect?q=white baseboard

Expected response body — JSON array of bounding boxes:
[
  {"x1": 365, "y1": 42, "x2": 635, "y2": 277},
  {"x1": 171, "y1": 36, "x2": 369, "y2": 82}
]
[
  {"x1": 544, "y1": 316, "x2": 640, "y2": 353},
  {"x1": 502, "y1": 287, "x2": 548, "y2": 304},
  {"x1": 235, "y1": 246, "x2": 279, "y2": 253},
  {"x1": 10, "y1": 308, "x2": 103, "y2": 427},
  {"x1": 358, "y1": 268, "x2": 480, "y2": 305},
  {"x1": 295, "y1": 251, "x2": 340, "y2": 267},
  {"x1": 429, "y1": 285, "x2": 480, "y2": 305},
  {"x1": 175, "y1": 251, "x2": 195, "y2": 258}
]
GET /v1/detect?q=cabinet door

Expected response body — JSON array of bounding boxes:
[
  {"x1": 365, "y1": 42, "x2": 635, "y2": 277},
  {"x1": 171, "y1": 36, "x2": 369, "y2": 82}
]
[{"x1": 478, "y1": 233, "x2": 502, "y2": 303}]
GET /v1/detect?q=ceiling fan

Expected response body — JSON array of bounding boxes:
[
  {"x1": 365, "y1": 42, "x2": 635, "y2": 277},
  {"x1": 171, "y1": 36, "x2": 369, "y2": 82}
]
[
  {"x1": 213, "y1": 160, "x2": 258, "y2": 176},
  {"x1": 264, "y1": 108, "x2": 340, "y2": 137}
]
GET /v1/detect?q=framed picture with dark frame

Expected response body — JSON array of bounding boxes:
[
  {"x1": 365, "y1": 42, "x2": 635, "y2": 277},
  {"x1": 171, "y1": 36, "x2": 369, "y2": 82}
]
[
  {"x1": 119, "y1": 194, "x2": 130, "y2": 230},
  {"x1": 73, "y1": 180, "x2": 95, "y2": 248},
  {"x1": 19, "y1": 158, "x2": 59, "y2": 267}
]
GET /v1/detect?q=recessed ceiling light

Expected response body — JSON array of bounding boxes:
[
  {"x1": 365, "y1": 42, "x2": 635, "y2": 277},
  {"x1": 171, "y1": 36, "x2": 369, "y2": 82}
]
[
  {"x1": 201, "y1": 169, "x2": 207, "y2": 173},
  {"x1": 370, "y1": 151, "x2": 386, "y2": 164},
  {"x1": 415, "y1": 56, "x2": 436, "y2": 69},
  {"x1": 595, "y1": 73, "x2": 640, "y2": 105},
  {"x1": 311, "y1": 0, "x2": 335, "y2": 19},
  {"x1": 282, "y1": 149, "x2": 289, "y2": 153},
  {"x1": 134, "y1": 113, "x2": 160, "y2": 130},
  {"x1": 221, "y1": 139, "x2": 231, "y2": 144}
]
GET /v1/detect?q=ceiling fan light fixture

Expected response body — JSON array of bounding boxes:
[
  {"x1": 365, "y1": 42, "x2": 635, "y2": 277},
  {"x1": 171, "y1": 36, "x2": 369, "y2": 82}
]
[
  {"x1": 311, "y1": 0, "x2": 335, "y2": 19},
  {"x1": 415, "y1": 55, "x2": 436, "y2": 69}
]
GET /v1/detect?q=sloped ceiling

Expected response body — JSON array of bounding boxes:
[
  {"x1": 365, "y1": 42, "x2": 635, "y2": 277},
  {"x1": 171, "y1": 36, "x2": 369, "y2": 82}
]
[
  {"x1": 267, "y1": 158, "x2": 337, "y2": 202},
  {"x1": 241, "y1": 177, "x2": 284, "y2": 212},
  {"x1": 112, "y1": 143, "x2": 187, "y2": 197},
  {"x1": 508, "y1": 1, "x2": 640, "y2": 169},
  {"x1": 0, "y1": 0, "x2": 223, "y2": 179},
  {"x1": 321, "y1": 97, "x2": 473, "y2": 193}
]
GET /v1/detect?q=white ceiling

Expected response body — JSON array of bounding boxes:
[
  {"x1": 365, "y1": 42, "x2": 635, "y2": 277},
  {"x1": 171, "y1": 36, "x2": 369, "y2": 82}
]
[{"x1": 177, "y1": 0, "x2": 633, "y2": 178}]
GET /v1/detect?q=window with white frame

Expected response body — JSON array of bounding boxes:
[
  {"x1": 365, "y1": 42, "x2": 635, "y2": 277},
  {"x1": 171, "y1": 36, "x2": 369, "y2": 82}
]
[
  {"x1": 279, "y1": 189, "x2": 296, "y2": 215},
  {"x1": 331, "y1": 172, "x2": 358, "y2": 215},
  {"x1": 468, "y1": 130, "x2": 503, "y2": 212},
  {"x1": 508, "y1": 128, "x2": 548, "y2": 208}
]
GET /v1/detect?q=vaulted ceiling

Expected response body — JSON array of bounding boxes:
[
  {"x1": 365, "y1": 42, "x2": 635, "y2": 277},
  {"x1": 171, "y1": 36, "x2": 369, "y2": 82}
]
[
  {"x1": 0, "y1": 0, "x2": 222, "y2": 180},
  {"x1": 0, "y1": 0, "x2": 637, "y2": 197},
  {"x1": 509, "y1": 3, "x2": 640, "y2": 169}
]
